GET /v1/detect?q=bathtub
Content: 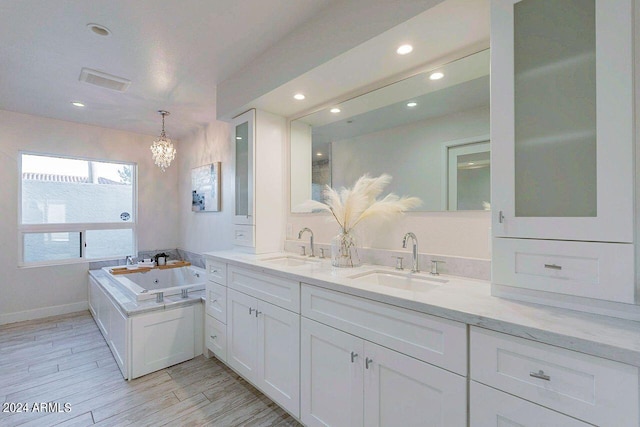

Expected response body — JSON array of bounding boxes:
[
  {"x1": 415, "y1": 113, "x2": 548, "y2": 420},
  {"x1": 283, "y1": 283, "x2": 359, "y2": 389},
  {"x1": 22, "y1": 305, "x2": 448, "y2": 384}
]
[{"x1": 103, "y1": 265, "x2": 206, "y2": 302}]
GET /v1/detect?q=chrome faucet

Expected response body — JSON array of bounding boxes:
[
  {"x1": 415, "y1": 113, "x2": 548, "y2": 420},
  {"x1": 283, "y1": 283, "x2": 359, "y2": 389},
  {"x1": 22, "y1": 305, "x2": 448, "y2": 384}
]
[
  {"x1": 402, "y1": 232, "x2": 419, "y2": 272},
  {"x1": 298, "y1": 227, "x2": 315, "y2": 257}
]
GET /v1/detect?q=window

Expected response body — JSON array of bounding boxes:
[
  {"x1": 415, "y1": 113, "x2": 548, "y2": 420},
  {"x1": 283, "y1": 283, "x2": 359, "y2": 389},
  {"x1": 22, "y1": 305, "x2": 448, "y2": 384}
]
[{"x1": 20, "y1": 153, "x2": 136, "y2": 265}]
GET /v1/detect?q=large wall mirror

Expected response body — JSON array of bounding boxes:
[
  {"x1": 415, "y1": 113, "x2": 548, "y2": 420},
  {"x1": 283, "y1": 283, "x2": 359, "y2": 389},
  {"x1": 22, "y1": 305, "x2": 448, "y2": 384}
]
[{"x1": 290, "y1": 49, "x2": 490, "y2": 213}]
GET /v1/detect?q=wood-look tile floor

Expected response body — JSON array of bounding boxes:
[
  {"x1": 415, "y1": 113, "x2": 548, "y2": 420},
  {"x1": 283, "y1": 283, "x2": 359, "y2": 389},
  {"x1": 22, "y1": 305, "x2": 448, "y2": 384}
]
[{"x1": 0, "y1": 311, "x2": 302, "y2": 427}]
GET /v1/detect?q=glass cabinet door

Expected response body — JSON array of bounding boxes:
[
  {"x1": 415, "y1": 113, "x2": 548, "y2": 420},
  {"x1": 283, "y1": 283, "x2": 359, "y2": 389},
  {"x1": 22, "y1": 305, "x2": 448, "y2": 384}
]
[
  {"x1": 491, "y1": 0, "x2": 633, "y2": 243},
  {"x1": 233, "y1": 109, "x2": 255, "y2": 224}
]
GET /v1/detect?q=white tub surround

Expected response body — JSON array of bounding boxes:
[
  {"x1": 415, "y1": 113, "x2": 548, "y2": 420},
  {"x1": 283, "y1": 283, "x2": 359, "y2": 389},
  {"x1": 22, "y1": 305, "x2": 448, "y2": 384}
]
[
  {"x1": 204, "y1": 250, "x2": 640, "y2": 426},
  {"x1": 88, "y1": 269, "x2": 204, "y2": 380},
  {"x1": 103, "y1": 264, "x2": 206, "y2": 302}
]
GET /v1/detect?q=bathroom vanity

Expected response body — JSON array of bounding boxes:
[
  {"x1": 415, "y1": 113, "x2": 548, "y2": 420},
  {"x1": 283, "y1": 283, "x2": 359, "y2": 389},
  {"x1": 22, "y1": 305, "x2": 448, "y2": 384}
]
[{"x1": 203, "y1": 251, "x2": 640, "y2": 426}]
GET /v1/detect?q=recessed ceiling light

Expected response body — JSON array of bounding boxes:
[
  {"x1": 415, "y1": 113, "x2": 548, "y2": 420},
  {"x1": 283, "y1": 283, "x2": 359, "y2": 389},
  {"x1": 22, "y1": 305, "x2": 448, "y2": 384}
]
[
  {"x1": 396, "y1": 44, "x2": 413, "y2": 55},
  {"x1": 316, "y1": 152, "x2": 323, "y2": 157},
  {"x1": 87, "y1": 23, "x2": 111, "y2": 37},
  {"x1": 294, "y1": 93, "x2": 306, "y2": 100},
  {"x1": 429, "y1": 72, "x2": 444, "y2": 80},
  {"x1": 71, "y1": 101, "x2": 85, "y2": 107},
  {"x1": 406, "y1": 102, "x2": 417, "y2": 107},
  {"x1": 330, "y1": 108, "x2": 341, "y2": 113}
]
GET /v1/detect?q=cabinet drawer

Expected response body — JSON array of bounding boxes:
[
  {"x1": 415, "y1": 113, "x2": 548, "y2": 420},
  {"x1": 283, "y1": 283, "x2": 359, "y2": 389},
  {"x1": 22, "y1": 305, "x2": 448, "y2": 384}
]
[
  {"x1": 205, "y1": 259, "x2": 226, "y2": 285},
  {"x1": 470, "y1": 327, "x2": 639, "y2": 426},
  {"x1": 470, "y1": 381, "x2": 589, "y2": 427},
  {"x1": 228, "y1": 266, "x2": 300, "y2": 313},
  {"x1": 493, "y1": 238, "x2": 634, "y2": 303},
  {"x1": 205, "y1": 314, "x2": 227, "y2": 362},
  {"x1": 206, "y1": 282, "x2": 226, "y2": 323},
  {"x1": 301, "y1": 284, "x2": 467, "y2": 375},
  {"x1": 233, "y1": 225, "x2": 255, "y2": 247}
]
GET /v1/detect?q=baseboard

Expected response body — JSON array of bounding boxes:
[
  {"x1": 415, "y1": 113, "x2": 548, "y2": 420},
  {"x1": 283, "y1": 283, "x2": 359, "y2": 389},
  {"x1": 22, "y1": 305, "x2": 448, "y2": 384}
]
[{"x1": 0, "y1": 301, "x2": 89, "y2": 325}]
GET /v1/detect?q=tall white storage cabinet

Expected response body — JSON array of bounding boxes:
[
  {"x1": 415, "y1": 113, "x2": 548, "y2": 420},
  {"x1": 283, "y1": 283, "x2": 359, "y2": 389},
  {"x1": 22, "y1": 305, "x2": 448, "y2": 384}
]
[
  {"x1": 490, "y1": 0, "x2": 639, "y2": 317},
  {"x1": 232, "y1": 108, "x2": 285, "y2": 253}
]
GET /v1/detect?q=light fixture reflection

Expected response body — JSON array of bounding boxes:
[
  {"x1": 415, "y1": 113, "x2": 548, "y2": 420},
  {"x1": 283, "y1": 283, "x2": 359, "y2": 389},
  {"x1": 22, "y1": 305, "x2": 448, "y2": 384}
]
[
  {"x1": 330, "y1": 108, "x2": 341, "y2": 113},
  {"x1": 407, "y1": 102, "x2": 417, "y2": 107},
  {"x1": 294, "y1": 93, "x2": 306, "y2": 100},
  {"x1": 429, "y1": 72, "x2": 444, "y2": 80}
]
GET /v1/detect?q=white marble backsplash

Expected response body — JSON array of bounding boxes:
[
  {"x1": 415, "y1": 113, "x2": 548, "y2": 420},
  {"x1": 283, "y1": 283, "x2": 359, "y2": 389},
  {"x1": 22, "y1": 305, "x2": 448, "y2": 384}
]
[{"x1": 284, "y1": 239, "x2": 490, "y2": 281}]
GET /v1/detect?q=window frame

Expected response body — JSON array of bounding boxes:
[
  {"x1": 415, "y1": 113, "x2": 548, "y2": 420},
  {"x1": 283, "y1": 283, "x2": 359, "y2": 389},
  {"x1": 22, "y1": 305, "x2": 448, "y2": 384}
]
[{"x1": 18, "y1": 151, "x2": 138, "y2": 267}]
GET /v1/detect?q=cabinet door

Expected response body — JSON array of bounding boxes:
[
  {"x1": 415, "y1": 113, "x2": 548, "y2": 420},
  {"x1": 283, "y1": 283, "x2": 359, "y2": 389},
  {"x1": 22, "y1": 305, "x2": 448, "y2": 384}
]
[
  {"x1": 108, "y1": 303, "x2": 128, "y2": 379},
  {"x1": 233, "y1": 109, "x2": 255, "y2": 225},
  {"x1": 256, "y1": 301, "x2": 300, "y2": 417},
  {"x1": 491, "y1": 0, "x2": 633, "y2": 242},
  {"x1": 130, "y1": 306, "x2": 195, "y2": 379},
  {"x1": 470, "y1": 382, "x2": 590, "y2": 427},
  {"x1": 96, "y1": 283, "x2": 110, "y2": 340},
  {"x1": 301, "y1": 318, "x2": 364, "y2": 427},
  {"x1": 364, "y1": 341, "x2": 467, "y2": 427},
  {"x1": 227, "y1": 288, "x2": 257, "y2": 381}
]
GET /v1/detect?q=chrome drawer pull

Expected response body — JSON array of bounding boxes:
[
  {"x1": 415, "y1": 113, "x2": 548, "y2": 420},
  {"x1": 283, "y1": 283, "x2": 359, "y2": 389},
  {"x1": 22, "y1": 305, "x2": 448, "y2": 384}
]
[
  {"x1": 530, "y1": 370, "x2": 551, "y2": 381},
  {"x1": 544, "y1": 264, "x2": 562, "y2": 271},
  {"x1": 350, "y1": 351, "x2": 358, "y2": 363}
]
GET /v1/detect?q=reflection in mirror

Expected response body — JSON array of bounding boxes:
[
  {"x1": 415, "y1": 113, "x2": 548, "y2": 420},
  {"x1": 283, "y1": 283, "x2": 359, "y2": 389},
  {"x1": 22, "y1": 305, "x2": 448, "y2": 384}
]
[{"x1": 290, "y1": 49, "x2": 490, "y2": 212}]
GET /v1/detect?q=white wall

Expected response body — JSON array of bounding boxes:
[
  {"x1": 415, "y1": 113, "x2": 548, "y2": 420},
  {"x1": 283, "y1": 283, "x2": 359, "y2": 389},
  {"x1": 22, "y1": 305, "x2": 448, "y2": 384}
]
[
  {"x1": 177, "y1": 119, "x2": 235, "y2": 254},
  {"x1": 0, "y1": 110, "x2": 179, "y2": 324}
]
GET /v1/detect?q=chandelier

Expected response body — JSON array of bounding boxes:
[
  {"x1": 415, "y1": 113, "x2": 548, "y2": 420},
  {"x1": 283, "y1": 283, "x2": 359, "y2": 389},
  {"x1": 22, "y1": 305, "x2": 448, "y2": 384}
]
[{"x1": 150, "y1": 110, "x2": 176, "y2": 172}]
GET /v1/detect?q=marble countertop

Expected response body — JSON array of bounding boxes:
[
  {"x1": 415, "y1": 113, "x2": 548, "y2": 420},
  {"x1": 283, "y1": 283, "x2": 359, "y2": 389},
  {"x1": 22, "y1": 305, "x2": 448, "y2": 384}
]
[
  {"x1": 89, "y1": 270, "x2": 204, "y2": 316},
  {"x1": 205, "y1": 250, "x2": 640, "y2": 367}
]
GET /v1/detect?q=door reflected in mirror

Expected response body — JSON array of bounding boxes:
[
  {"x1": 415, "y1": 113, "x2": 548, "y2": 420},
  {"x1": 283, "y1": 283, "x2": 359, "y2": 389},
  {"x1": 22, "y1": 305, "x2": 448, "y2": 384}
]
[{"x1": 290, "y1": 49, "x2": 490, "y2": 213}]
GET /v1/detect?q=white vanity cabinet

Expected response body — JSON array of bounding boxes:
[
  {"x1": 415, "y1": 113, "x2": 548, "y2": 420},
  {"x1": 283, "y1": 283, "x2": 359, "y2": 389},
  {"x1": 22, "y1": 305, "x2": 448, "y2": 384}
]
[
  {"x1": 232, "y1": 108, "x2": 285, "y2": 253},
  {"x1": 470, "y1": 327, "x2": 639, "y2": 426},
  {"x1": 300, "y1": 285, "x2": 467, "y2": 427},
  {"x1": 226, "y1": 281, "x2": 300, "y2": 417},
  {"x1": 205, "y1": 258, "x2": 227, "y2": 362},
  {"x1": 490, "y1": 0, "x2": 637, "y2": 312}
]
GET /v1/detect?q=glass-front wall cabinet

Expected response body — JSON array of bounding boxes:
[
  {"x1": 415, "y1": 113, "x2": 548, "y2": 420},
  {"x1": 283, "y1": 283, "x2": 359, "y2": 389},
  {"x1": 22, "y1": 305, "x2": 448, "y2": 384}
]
[
  {"x1": 491, "y1": 0, "x2": 633, "y2": 243},
  {"x1": 233, "y1": 109, "x2": 255, "y2": 225}
]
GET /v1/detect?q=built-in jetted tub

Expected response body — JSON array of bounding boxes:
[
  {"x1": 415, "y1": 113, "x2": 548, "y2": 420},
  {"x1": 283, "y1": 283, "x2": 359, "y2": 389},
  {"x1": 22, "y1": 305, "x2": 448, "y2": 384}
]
[{"x1": 103, "y1": 265, "x2": 206, "y2": 302}]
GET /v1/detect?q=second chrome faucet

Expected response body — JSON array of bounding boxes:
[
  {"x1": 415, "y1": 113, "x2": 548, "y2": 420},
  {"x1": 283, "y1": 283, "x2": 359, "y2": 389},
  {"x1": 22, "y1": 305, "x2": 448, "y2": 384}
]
[{"x1": 402, "y1": 232, "x2": 419, "y2": 273}]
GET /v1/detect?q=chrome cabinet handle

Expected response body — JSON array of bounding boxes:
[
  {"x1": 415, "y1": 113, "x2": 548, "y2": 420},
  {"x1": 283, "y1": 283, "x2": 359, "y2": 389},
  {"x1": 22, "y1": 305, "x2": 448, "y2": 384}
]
[
  {"x1": 498, "y1": 210, "x2": 505, "y2": 223},
  {"x1": 529, "y1": 370, "x2": 551, "y2": 381},
  {"x1": 255, "y1": 310, "x2": 262, "y2": 317},
  {"x1": 350, "y1": 351, "x2": 358, "y2": 363},
  {"x1": 210, "y1": 335, "x2": 217, "y2": 340},
  {"x1": 365, "y1": 357, "x2": 373, "y2": 369},
  {"x1": 544, "y1": 264, "x2": 562, "y2": 271},
  {"x1": 249, "y1": 307, "x2": 255, "y2": 315}
]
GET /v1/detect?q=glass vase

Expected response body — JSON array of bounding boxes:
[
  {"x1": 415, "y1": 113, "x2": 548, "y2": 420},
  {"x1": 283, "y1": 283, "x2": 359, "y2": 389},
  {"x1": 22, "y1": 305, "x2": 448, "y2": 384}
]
[{"x1": 331, "y1": 231, "x2": 361, "y2": 268}]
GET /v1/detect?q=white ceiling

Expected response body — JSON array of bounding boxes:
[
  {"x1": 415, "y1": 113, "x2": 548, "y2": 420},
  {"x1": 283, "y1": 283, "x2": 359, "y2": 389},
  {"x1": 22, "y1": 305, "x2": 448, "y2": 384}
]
[{"x1": 0, "y1": 0, "x2": 335, "y2": 139}]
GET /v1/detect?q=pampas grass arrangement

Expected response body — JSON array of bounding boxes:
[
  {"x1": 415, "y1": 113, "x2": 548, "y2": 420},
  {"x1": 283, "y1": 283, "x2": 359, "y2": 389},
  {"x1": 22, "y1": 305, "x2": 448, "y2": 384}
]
[
  {"x1": 302, "y1": 173, "x2": 422, "y2": 234},
  {"x1": 300, "y1": 174, "x2": 421, "y2": 267}
]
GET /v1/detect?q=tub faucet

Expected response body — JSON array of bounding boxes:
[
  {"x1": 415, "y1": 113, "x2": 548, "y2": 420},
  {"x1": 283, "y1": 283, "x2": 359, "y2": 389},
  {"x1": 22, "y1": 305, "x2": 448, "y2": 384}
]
[
  {"x1": 402, "y1": 232, "x2": 419, "y2": 273},
  {"x1": 126, "y1": 255, "x2": 135, "y2": 265},
  {"x1": 298, "y1": 227, "x2": 315, "y2": 257}
]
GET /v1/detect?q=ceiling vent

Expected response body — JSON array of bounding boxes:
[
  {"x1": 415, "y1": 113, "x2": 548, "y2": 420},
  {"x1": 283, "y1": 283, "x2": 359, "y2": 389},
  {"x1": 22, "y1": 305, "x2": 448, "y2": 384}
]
[{"x1": 79, "y1": 68, "x2": 131, "y2": 92}]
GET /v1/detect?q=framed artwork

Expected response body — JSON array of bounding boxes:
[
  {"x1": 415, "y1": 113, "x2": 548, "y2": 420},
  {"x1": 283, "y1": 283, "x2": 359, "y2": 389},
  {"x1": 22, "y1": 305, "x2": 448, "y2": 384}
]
[{"x1": 191, "y1": 162, "x2": 221, "y2": 212}]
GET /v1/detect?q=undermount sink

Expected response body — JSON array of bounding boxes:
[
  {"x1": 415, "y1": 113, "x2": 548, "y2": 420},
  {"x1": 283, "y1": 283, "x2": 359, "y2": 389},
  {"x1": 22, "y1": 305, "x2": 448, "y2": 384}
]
[
  {"x1": 347, "y1": 270, "x2": 447, "y2": 292},
  {"x1": 261, "y1": 255, "x2": 321, "y2": 267}
]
